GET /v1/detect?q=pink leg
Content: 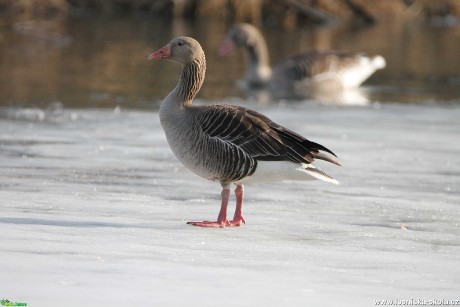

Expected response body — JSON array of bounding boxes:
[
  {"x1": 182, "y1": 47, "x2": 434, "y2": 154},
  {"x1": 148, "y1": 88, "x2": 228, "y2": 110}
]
[
  {"x1": 229, "y1": 184, "x2": 245, "y2": 226},
  {"x1": 187, "y1": 188, "x2": 231, "y2": 228}
]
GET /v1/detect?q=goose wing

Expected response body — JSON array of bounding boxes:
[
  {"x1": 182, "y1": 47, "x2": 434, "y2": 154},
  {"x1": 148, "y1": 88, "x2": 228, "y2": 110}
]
[
  {"x1": 194, "y1": 104, "x2": 340, "y2": 166},
  {"x1": 277, "y1": 51, "x2": 368, "y2": 81}
]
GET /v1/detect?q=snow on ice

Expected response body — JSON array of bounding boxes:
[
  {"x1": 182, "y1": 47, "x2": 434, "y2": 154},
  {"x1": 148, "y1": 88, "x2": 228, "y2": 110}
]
[{"x1": 0, "y1": 102, "x2": 459, "y2": 306}]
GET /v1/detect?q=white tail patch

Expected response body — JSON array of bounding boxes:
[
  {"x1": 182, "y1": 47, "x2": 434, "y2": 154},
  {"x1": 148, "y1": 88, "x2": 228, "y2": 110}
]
[
  {"x1": 371, "y1": 55, "x2": 386, "y2": 69},
  {"x1": 297, "y1": 164, "x2": 339, "y2": 185},
  {"x1": 340, "y1": 55, "x2": 387, "y2": 89},
  {"x1": 239, "y1": 161, "x2": 338, "y2": 186}
]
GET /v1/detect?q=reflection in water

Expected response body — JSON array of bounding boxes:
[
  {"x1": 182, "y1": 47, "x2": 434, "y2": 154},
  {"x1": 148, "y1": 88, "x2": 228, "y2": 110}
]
[{"x1": 0, "y1": 17, "x2": 459, "y2": 109}]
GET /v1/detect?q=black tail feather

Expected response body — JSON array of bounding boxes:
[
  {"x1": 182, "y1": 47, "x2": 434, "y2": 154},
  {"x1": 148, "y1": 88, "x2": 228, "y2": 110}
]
[{"x1": 303, "y1": 140, "x2": 341, "y2": 166}]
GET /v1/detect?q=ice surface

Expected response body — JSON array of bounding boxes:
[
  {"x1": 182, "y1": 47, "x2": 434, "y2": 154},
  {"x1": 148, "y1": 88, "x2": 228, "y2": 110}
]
[{"x1": 1, "y1": 102, "x2": 459, "y2": 306}]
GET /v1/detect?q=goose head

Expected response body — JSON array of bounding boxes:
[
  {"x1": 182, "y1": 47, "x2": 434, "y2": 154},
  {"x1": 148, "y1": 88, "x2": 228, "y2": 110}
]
[
  {"x1": 218, "y1": 23, "x2": 261, "y2": 57},
  {"x1": 149, "y1": 36, "x2": 204, "y2": 65}
]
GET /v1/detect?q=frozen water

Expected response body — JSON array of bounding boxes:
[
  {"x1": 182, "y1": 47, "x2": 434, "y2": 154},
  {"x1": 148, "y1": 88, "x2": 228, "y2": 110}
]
[{"x1": 1, "y1": 102, "x2": 459, "y2": 306}]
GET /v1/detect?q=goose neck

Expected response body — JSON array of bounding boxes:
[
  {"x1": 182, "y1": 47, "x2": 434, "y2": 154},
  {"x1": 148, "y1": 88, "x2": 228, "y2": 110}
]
[
  {"x1": 246, "y1": 36, "x2": 270, "y2": 68},
  {"x1": 174, "y1": 55, "x2": 206, "y2": 106}
]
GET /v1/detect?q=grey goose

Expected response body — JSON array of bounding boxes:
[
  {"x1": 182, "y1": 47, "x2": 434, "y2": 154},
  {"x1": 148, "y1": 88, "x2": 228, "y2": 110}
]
[
  {"x1": 149, "y1": 36, "x2": 340, "y2": 227},
  {"x1": 219, "y1": 23, "x2": 386, "y2": 94}
]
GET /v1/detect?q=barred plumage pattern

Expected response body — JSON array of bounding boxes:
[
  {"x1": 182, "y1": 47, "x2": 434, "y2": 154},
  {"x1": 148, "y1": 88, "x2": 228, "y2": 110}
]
[
  {"x1": 187, "y1": 104, "x2": 340, "y2": 183},
  {"x1": 177, "y1": 52, "x2": 206, "y2": 103}
]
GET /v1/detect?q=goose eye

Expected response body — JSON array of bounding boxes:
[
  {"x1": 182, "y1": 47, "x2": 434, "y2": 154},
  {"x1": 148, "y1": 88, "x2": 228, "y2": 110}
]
[{"x1": 177, "y1": 41, "x2": 183, "y2": 46}]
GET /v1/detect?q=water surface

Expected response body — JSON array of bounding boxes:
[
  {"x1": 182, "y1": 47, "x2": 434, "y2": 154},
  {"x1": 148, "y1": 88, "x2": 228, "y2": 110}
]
[{"x1": 1, "y1": 17, "x2": 459, "y2": 108}]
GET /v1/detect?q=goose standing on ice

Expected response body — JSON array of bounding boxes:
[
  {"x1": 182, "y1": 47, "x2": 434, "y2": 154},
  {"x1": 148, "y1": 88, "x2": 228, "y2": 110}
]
[
  {"x1": 219, "y1": 23, "x2": 386, "y2": 97},
  {"x1": 149, "y1": 36, "x2": 341, "y2": 227}
]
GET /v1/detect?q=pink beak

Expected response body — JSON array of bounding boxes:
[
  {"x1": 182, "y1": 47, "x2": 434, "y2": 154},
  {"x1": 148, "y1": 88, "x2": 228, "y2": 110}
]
[
  {"x1": 218, "y1": 39, "x2": 236, "y2": 57},
  {"x1": 148, "y1": 44, "x2": 171, "y2": 60}
]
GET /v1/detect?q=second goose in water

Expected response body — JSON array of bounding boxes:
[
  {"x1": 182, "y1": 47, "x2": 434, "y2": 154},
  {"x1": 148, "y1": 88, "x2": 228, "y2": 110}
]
[{"x1": 219, "y1": 23, "x2": 386, "y2": 96}]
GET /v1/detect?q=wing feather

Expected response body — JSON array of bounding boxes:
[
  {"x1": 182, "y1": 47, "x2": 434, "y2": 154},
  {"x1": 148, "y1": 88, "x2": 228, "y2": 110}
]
[{"x1": 194, "y1": 104, "x2": 340, "y2": 166}]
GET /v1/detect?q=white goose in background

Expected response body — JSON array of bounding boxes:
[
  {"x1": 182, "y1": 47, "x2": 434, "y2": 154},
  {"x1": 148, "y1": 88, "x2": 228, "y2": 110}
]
[
  {"x1": 149, "y1": 37, "x2": 341, "y2": 228},
  {"x1": 219, "y1": 23, "x2": 386, "y2": 100}
]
